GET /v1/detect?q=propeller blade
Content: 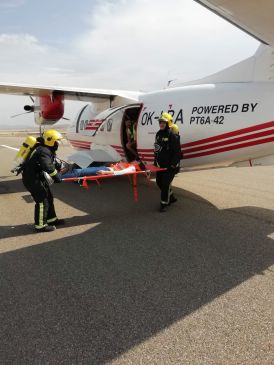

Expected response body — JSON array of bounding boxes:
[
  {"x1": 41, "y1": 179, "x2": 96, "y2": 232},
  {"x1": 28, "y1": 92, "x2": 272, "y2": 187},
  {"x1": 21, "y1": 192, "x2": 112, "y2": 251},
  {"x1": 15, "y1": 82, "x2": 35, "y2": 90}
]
[
  {"x1": 29, "y1": 95, "x2": 34, "y2": 103},
  {"x1": 10, "y1": 111, "x2": 33, "y2": 118},
  {"x1": 62, "y1": 117, "x2": 70, "y2": 120}
]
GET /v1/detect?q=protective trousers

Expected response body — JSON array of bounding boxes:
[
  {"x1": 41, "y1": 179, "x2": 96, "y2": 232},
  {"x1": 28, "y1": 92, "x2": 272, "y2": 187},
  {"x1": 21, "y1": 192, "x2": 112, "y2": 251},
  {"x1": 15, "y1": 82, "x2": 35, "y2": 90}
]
[
  {"x1": 28, "y1": 184, "x2": 57, "y2": 229},
  {"x1": 156, "y1": 170, "x2": 176, "y2": 205}
]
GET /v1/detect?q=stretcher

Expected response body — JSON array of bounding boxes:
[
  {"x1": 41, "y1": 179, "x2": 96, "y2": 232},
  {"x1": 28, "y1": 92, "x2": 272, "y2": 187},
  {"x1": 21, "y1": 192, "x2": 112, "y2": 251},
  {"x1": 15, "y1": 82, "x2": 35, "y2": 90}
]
[{"x1": 62, "y1": 164, "x2": 166, "y2": 202}]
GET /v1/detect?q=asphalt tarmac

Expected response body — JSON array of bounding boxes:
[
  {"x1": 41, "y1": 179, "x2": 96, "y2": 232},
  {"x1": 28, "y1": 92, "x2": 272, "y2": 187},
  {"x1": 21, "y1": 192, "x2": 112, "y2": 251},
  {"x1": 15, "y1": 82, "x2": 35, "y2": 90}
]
[{"x1": 0, "y1": 136, "x2": 274, "y2": 365}]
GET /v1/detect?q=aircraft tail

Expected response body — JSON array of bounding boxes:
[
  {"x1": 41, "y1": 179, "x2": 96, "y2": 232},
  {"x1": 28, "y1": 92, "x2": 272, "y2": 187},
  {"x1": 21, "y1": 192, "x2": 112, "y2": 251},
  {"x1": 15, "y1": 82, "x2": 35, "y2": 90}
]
[{"x1": 174, "y1": 44, "x2": 274, "y2": 86}]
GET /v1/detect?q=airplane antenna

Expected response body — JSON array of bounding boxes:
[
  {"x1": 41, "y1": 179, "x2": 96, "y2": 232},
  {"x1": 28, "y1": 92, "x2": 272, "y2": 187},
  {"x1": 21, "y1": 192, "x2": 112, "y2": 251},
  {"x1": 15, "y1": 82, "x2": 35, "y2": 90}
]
[{"x1": 167, "y1": 79, "x2": 176, "y2": 87}]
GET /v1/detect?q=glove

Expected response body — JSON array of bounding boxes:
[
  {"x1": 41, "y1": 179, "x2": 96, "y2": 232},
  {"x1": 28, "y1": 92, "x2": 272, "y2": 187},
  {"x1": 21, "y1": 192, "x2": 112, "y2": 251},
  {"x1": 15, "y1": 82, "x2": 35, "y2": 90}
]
[
  {"x1": 139, "y1": 161, "x2": 146, "y2": 171},
  {"x1": 53, "y1": 173, "x2": 62, "y2": 183},
  {"x1": 168, "y1": 166, "x2": 179, "y2": 173},
  {"x1": 55, "y1": 161, "x2": 62, "y2": 172}
]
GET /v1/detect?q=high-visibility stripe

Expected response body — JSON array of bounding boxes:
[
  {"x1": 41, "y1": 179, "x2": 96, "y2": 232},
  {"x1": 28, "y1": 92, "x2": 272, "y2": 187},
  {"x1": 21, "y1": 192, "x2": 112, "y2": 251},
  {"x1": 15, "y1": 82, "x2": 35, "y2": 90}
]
[
  {"x1": 47, "y1": 217, "x2": 57, "y2": 223},
  {"x1": 49, "y1": 169, "x2": 58, "y2": 177},
  {"x1": 35, "y1": 224, "x2": 47, "y2": 229},
  {"x1": 35, "y1": 202, "x2": 45, "y2": 229},
  {"x1": 29, "y1": 149, "x2": 37, "y2": 159},
  {"x1": 160, "y1": 182, "x2": 172, "y2": 205},
  {"x1": 127, "y1": 125, "x2": 136, "y2": 140}
]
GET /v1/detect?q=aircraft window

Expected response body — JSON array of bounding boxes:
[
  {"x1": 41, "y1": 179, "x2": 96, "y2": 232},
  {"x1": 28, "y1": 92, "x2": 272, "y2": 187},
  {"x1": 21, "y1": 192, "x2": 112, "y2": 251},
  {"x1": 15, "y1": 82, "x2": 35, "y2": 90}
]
[
  {"x1": 98, "y1": 110, "x2": 123, "y2": 133},
  {"x1": 107, "y1": 118, "x2": 113, "y2": 132}
]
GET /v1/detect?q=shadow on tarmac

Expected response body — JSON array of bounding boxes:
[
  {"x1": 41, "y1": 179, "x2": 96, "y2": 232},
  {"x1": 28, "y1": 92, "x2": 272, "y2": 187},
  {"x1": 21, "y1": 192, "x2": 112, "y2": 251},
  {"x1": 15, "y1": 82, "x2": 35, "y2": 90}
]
[
  {"x1": 0, "y1": 215, "x2": 100, "y2": 239},
  {"x1": 1, "y1": 177, "x2": 274, "y2": 364}
]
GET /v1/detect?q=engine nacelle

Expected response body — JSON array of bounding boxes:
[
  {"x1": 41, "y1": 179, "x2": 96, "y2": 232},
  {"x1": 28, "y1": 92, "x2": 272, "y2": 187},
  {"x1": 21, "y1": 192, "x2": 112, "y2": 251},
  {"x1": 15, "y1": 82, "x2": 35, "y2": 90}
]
[{"x1": 35, "y1": 93, "x2": 64, "y2": 125}]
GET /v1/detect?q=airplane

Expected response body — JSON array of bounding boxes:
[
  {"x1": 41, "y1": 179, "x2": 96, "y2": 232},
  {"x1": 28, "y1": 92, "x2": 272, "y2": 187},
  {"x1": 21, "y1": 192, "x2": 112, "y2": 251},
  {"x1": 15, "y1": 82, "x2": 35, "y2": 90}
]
[{"x1": 1, "y1": 0, "x2": 274, "y2": 171}]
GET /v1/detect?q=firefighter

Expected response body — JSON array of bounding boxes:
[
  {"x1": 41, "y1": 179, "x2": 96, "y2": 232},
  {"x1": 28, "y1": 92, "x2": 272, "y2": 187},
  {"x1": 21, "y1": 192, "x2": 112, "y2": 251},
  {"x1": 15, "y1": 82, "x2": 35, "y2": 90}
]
[
  {"x1": 22, "y1": 129, "x2": 64, "y2": 232},
  {"x1": 125, "y1": 119, "x2": 138, "y2": 160},
  {"x1": 161, "y1": 112, "x2": 180, "y2": 135},
  {"x1": 154, "y1": 113, "x2": 181, "y2": 212}
]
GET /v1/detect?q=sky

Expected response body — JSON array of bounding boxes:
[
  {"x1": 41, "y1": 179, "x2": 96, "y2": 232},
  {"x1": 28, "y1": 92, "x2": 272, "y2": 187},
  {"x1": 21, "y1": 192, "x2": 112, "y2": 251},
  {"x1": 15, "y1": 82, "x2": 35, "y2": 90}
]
[{"x1": 0, "y1": 0, "x2": 260, "y2": 127}]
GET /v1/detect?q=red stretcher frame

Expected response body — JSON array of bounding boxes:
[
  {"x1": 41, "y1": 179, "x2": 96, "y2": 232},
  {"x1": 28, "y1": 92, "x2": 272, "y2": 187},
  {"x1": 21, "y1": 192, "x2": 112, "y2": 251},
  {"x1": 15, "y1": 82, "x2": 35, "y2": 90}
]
[{"x1": 62, "y1": 164, "x2": 166, "y2": 202}]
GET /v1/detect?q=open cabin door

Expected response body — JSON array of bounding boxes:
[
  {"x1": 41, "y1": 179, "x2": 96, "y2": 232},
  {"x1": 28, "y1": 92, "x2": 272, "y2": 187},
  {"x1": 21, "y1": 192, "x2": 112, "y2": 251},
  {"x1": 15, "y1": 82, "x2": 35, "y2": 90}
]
[
  {"x1": 67, "y1": 103, "x2": 142, "y2": 167},
  {"x1": 120, "y1": 104, "x2": 142, "y2": 161},
  {"x1": 73, "y1": 103, "x2": 142, "y2": 164}
]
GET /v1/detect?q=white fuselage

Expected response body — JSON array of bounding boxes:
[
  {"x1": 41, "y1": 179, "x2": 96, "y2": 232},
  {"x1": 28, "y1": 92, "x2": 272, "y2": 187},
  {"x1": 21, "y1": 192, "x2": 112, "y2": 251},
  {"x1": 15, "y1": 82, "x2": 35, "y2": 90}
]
[{"x1": 67, "y1": 82, "x2": 274, "y2": 168}]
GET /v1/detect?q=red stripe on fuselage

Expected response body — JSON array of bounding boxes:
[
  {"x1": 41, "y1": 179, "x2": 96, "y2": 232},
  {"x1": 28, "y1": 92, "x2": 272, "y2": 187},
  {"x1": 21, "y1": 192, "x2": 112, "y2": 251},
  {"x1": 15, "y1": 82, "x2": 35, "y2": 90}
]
[
  {"x1": 183, "y1": 129, "x2": 274, "y2": 154},
  {"x1": 72, "y1": 143, "x2": 90, "y2": 150},
  {"x1": 69, "y1": 121, "x2": 274, "y2": 159},
  {"x1": 69, "y1": 139, "x2": 91, "y2": 150},
  {"x1": 182, "y1": 121, "x2": 274, "y2": 148},
  {"x1": 183, "y1": 136, "x2": 274, "y2": 159}
]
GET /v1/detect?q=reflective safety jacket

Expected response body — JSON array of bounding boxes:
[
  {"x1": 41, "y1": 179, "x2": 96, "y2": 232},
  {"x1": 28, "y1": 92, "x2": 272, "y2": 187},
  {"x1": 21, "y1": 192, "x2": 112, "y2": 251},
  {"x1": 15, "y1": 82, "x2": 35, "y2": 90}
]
[
  {"x1": 154, "y1": 128, "x2": 181, "y2": 168},
  {"x1": 22, "y1": 145, "x2": 60, "y2": 189},
  {"x1": 126, "y1": 123, "x2": 136, "y2": 142}
]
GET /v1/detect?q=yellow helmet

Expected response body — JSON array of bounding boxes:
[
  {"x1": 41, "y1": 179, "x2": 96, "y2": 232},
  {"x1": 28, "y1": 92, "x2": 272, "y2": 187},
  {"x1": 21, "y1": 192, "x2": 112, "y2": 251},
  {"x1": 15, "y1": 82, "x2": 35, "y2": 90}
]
[
  {"x1": 160, "y1": 112, "x2": 173, "y2": 127},
  {"x1": 170, "y1": 124, "x2": 179, "y2": 134},
  {"x1": 43, "y1": 129, "x2": 63, "y2": 147}
]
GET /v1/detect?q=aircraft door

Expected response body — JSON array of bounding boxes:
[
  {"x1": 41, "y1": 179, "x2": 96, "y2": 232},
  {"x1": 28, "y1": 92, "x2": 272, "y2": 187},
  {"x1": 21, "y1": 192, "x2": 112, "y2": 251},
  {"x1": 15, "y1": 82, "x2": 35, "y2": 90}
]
[
  {"x1": 93, "y1": 103, "x2": 142, "y2": 161},
  {"x1": 121, "y1": 105, "x2": 142, "y2": 161}
]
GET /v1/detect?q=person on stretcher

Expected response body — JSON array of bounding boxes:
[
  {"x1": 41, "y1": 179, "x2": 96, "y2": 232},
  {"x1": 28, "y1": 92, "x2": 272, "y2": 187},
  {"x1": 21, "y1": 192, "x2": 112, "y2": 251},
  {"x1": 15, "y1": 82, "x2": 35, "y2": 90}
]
[{"x1": 61, "y1": 161, "x2": 143, "y2": 179}]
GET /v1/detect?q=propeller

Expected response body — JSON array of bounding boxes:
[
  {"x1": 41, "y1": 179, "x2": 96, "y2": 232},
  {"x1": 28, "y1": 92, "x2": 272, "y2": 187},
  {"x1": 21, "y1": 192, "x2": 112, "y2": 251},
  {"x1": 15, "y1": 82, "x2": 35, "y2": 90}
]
[
  {"x1": 10, "y1": 95, "x2": 35, "y2": 118},
  {"x1": 10, "y1": 94, "x2": 70, "y2": 120},
  {"x1": 10, "y1": 111, "x2": 33, "y2": 118}
]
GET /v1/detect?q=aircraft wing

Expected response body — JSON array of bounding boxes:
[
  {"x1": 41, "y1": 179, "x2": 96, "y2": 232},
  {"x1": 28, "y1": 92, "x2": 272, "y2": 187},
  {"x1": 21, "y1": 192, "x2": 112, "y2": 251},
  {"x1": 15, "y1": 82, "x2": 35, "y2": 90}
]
[
  {"x1": 0, "y1": 82, "x2": 142, "y2": 106},
  {"x1": 194, "y1": 0, "x2": 274, "y2": 46}
]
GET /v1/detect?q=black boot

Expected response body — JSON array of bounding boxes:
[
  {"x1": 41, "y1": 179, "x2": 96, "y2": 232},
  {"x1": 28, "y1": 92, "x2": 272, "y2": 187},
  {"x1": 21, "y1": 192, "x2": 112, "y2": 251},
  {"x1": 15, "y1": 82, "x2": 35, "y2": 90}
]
[
  {"x1": 35, "y1": 225, "x2": 56, "y2": 233},
  {"x1": 159, "y1": 203, "x2": 168, "y2": 212},
  {"x1": 48, "y1": 219, "x2": 65, "y2": 226},
  {"x1": 169, "y1": 195, "x2": 177, "y2": 205},
  {"x1": 139, "y1": 161, "x2": 146, "y2": 171}
]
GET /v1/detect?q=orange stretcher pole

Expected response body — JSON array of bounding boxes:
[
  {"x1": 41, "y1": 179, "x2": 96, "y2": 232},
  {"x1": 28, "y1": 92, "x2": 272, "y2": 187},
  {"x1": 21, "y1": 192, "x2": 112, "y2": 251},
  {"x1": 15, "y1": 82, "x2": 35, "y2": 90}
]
[
  {"x1": 62, "y1": 165, "x2": 166, "y2": 202},
  {"x1": 133, "y1": 173, "x2": 138, "y2": 202}
]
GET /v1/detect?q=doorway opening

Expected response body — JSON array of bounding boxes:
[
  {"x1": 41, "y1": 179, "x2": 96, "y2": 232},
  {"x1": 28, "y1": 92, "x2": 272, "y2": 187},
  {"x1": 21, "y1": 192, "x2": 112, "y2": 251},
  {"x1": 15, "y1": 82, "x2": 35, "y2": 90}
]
[{"x1": 121, "y1": 105, "x2": 142, "y2": 162}]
